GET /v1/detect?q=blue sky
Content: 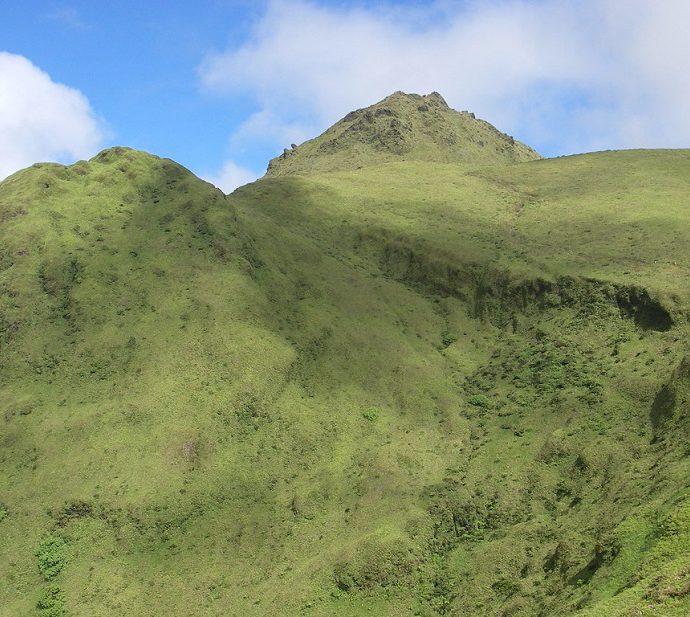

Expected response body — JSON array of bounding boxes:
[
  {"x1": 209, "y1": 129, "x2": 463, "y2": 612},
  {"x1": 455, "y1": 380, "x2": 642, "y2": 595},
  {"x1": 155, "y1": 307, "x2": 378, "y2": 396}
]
[
  {"x1": 2, "y1": 1, "x2": 690, "y2": 190},
  {"x1": 0, "y1": 1, "x2": 268, "y2": 178}
]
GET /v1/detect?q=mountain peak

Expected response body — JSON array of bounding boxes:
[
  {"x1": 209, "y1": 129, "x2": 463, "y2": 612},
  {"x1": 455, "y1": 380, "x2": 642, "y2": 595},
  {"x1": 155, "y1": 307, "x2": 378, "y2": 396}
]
[
  {"x1": 378, "y1": 90, "x2": 449, "y2": 108},
  {"x1": 266, "y1": 91, "x2": 540, "y2": 177}
]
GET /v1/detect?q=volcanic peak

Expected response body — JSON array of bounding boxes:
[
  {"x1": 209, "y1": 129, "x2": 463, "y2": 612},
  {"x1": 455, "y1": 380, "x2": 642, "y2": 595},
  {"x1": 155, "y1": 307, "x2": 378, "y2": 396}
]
[{"x1": 266, "y1": 91, "x2": 540, "y2": 176}]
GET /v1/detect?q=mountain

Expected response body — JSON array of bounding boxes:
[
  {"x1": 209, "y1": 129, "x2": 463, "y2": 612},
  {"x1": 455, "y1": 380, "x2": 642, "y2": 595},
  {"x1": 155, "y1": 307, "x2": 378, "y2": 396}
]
[
  {"x1": 266, "y1": 91, "x2": 540, "y2": 176},
  {"x1": 1, "y1": 95, "x2": 690, "y2": 617}
]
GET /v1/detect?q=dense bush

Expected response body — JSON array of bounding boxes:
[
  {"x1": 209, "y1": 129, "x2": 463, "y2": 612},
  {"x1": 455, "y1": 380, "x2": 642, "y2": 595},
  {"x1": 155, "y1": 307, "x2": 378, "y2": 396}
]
[
  {"x1": 36, "y1": 584, "x2": 65, "y2": 617},
  {"x1": 362, "y1": 406, "x2": 381, "y2": 421},
  {"x1": 35, "y1": 535, "x2": 66, "y2": 580}
]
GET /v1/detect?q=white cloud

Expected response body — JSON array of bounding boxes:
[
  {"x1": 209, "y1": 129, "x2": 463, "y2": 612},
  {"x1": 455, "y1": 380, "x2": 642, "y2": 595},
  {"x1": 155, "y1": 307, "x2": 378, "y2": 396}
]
[
  {"x1": 594, "y1": 0, "x2": 690, "y2": 147},
  {"x1": 202, "y1": 160, "x2": 260, "y2": 193},
  {"x1": 199, "y1": 0, "x2": 690, "y2": 156},
  {"x1": 0, "y1": 52, "x2": 104, "y2": 180}
]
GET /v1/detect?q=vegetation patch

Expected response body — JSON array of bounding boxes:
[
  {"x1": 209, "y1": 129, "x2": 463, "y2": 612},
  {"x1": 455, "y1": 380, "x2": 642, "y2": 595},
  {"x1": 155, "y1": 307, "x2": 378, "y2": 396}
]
[
  {"x1": 35, "y1": 535, "x2": 67, "y2": 581},
  {"x1": 333, "y1": 536, "x2": 423, "y2": 592},
  {"x1": 36, "y1": 585, "x2": 65, "y2": 617},
  {"x1": 361, "y1": 406, "x2": 381, "y2": 421}
]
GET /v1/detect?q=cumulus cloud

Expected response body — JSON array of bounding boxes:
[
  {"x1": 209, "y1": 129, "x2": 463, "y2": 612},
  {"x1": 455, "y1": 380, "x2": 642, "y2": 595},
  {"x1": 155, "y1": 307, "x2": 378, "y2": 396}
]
[
  {"x1": 202, "y1": 160, "x2": 260, "y2": 193},
  {"x1": 199, "y1": 0, "x2": 690, "y2": 156},
  {"x1": 0, "y1": 52, "x2": 104, "y2": 180}
]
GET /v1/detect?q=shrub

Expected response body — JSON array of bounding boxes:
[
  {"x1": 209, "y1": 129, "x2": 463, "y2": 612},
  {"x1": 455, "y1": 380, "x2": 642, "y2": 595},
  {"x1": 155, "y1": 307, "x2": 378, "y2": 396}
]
[
  {"x1": 37, "y1": 584, "x2": 65, "y2": 617},
  {"x1": 441, "y1": 334, "x2": 457, "y2": 348},
  {"x1": 362, "y1": 407, "x2": 380, "y2": 421},
  {"x1": 467, "y1": 394, "x2": 492, "y2": 409},
  {"x1": 35, "y1": 535, "x2": 66, "y2": 580}
]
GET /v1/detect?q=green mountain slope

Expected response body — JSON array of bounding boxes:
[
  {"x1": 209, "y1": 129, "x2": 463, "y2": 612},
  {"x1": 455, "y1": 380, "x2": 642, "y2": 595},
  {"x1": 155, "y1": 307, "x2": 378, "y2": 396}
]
[{"x1": 1, "y1": 97, "x2": 689, "y2": 617}]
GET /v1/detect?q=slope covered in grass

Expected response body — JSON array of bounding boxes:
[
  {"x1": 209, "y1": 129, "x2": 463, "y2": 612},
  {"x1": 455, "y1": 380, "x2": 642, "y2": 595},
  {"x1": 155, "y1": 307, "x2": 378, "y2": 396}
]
[{"x1": 1, "y1": 96, "x2": 689, "y2": 617}]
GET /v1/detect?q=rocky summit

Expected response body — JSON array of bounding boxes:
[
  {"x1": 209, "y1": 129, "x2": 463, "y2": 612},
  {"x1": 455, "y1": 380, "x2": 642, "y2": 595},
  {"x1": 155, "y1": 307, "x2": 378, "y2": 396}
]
[{"x1": 266, "y1": 91, "x2": 541, "y2": 176}]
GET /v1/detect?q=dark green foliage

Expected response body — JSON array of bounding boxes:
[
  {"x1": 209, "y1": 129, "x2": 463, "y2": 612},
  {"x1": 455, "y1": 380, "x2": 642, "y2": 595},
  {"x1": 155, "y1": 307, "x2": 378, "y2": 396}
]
[
  {"x1": 35, "y1": 535, "x2": 66, "y2": 581},
  {"x1": 440, "y1": 333, "x2": 457, "y2": 348},
  {"x1": 426, "y1": 477, "x2": 506, "y2": 548},
  {"x1": 36, "y1": 585, "x2": 65, "y2": 617},
  {"x1": 466, "y1": 394, "x2": 492, "y2": 409},
  {"x1": 361, "y1": 406, "x2": 380, "y2": 421}
]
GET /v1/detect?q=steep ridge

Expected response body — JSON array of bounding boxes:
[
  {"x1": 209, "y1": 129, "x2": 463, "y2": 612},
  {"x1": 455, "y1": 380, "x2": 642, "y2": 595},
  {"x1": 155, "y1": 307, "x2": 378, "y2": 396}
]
[
  {"x1": 1, "y1": 97, "x2": 690, "y2": 617},
  {"x1": 266, "y1": 91, "x2": 540, "y2": 176}
]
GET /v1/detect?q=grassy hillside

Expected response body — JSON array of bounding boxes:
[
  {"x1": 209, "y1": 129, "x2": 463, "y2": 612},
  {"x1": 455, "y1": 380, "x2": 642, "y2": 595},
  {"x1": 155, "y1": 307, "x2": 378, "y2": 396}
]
[{"x1": 1, "y1": 101, "x2": 690, "y2": 617}]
